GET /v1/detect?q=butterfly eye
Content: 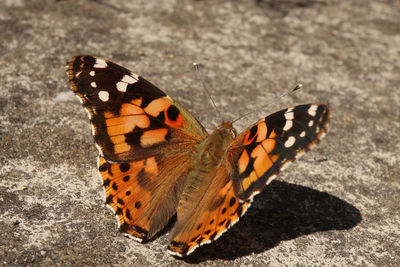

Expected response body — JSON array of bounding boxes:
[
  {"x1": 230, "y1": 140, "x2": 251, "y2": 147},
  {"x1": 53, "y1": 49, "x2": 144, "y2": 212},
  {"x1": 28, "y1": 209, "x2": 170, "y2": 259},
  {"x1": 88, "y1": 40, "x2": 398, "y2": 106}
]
[{"x1": 219, "y1": 122, "x2": 237, "y2": 137}]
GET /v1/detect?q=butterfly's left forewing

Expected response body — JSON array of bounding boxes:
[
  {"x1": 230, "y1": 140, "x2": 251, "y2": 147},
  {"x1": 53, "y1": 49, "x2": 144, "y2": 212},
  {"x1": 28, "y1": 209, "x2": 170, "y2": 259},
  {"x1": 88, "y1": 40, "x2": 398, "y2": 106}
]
[{"x1": 68, "y1": 55, "x2": 207, "y2": 162}]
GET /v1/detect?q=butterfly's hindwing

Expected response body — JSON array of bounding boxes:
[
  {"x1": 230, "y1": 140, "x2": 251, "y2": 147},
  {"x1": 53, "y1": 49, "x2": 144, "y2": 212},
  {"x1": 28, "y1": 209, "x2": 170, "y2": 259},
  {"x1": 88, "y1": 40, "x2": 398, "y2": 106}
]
[
  {"x1": 167, "y1": 156, "x2": 251, "y2": 257},
  {"x1": 98, "y1": 154, "x2": 194, "y2": 241},
  {"x1": 231, "y1": 104, "x2": 330, "y2": 201}
]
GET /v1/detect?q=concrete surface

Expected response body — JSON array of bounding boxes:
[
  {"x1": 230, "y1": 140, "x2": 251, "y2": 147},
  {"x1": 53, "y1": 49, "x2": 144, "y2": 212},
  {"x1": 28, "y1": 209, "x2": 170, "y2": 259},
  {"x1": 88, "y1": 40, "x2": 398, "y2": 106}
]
[{"x1": 0, "y1": 0, "x2": 399, "y2": 266}]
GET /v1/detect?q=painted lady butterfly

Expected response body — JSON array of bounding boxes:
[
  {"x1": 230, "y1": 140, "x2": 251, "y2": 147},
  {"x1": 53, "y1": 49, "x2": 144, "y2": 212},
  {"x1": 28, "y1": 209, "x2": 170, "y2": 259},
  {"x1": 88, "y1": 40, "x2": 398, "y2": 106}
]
[{"x1": 67, "y1": 55, "x2": 329, "y2": 257}]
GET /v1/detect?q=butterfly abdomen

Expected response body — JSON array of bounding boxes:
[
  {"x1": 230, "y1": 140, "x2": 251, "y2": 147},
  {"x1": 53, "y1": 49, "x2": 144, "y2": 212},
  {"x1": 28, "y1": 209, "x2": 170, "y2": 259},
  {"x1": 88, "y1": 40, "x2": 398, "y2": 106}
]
[{"x1": 174, "y1": 127, "x2": 235, "y2": 223}]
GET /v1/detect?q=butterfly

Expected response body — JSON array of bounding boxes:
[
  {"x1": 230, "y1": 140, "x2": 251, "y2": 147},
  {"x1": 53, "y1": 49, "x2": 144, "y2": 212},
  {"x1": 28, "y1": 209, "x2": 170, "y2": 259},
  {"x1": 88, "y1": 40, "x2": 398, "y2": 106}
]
[{"x1": 67, "y1": 55, "x2": 329, "y2": 257}]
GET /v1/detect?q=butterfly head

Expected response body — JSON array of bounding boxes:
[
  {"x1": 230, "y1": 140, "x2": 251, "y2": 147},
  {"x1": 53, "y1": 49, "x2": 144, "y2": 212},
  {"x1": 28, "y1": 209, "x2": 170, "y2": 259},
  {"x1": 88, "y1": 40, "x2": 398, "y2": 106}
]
[{"x1": 217, "y1": 122, "x2": 237, "y2": 138}]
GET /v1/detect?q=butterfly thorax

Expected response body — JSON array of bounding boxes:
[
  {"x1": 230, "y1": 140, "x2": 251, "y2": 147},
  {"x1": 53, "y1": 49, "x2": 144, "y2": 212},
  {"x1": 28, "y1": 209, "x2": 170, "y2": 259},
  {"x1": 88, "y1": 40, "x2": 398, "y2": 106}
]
[{"x1": 195, "y1": 122, "x2": 235, "y2": 168}]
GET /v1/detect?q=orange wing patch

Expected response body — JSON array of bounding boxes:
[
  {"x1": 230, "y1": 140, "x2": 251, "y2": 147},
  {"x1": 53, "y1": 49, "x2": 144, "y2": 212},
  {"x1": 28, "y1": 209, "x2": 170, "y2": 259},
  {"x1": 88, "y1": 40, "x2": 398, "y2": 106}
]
[
  {"x1": 144, "y1": 97, "x2": 184, "y2": 128},
  {"x1": 104, "y1": 102, "x2": 149, "y2": 136},
  {"x1": 144, "y1": 98, "x2": 171, "y2": 117},
  {"x1": 238, "y1": 149, "x2": 250, "y2": 174},
  {"x1": 144, "y1": 157, "x2": 159, "y2": 176},
  {"x1": 239, "y1": 129, "x2": 279, "y2": 191},
  {"x1": 100, "y1": 96, "x2": 189, "y2": 158},
  {"x1": 140, "y1": 129, "x2": 169, "y2": 148}
]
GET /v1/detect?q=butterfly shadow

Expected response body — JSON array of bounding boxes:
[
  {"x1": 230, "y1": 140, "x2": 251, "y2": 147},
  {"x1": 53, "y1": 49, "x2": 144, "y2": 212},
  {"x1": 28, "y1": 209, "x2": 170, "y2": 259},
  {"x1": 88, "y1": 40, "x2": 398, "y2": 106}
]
[{"x1": 182, "y1": 180, "x2": 362, "y2": 263}]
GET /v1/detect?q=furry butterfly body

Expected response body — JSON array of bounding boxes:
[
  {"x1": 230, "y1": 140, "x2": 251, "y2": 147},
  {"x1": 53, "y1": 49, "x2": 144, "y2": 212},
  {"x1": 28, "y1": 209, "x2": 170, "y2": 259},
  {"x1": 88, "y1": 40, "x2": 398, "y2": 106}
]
[{"x1": 67, "y1": 55, "x2": 329, "y2": 257}]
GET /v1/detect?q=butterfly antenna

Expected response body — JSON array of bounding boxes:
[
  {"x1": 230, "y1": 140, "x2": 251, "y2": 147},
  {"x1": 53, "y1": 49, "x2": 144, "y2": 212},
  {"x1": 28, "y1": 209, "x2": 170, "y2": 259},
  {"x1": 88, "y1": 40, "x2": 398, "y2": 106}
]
[
  {"x1": 193, "y1": 63, "x2": 221, "y2": 123},
  {"x1": 231, "y1": 84, "x2": 302, "y2": 124}
]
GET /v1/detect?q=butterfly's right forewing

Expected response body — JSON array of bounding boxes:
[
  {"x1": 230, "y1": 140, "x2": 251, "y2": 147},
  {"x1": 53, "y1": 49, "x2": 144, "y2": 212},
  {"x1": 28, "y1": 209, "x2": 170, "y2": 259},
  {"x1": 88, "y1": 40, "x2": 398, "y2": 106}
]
[{"x1": 230, "y1": 104, "x2": 330, "y2": 201}]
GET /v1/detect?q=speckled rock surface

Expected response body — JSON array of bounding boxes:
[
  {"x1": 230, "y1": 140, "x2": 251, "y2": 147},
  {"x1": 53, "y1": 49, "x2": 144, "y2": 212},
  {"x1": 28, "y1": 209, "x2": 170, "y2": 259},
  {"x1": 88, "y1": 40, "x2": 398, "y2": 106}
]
[{"x1": 1, "y1": 0, "x2": 399, "y2": 266}]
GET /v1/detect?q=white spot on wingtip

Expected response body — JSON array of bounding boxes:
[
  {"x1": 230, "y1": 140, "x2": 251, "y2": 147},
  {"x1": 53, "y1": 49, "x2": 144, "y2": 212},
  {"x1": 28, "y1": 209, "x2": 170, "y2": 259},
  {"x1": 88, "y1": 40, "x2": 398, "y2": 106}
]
[
  {"x1": 98, "y1": 90, "x2": 109, "y2": 102},
  {"x1": 91, "y1": 81, "x2": 97, "y2": 88},
  {"x1": 122, "y1": 74, "x2": 138, "y2": 83},
  {"x1": 300, "y1": 131, "x2": 306, "y2": 137},
  {"x1": 94, "y1": 58, "x2": 107, "y2": 68},
  {"x1": 284, "y1": 136, "x2": 296, "y2": 147},
  {"x1": 89, "y1": 70, "x2": 95, "y2": 76},
  {"x1": 284, "y1": 110, "x2": 294, "y2": 120},
  {"x1": 308, "y1": 120, "x2": 314, "y2": 127},
  {"x1": 116, "y1": 81, "x2": 128, "y2": 92},
  {"x1": 308, "y1": 105, "x2": 318, "y2": 117},
  {"x1": 283, "y1": 120, "x2": 293, "y2": 131},
  {"x1": 116, "y1": 74, "x2": 138, "y2": 92}
]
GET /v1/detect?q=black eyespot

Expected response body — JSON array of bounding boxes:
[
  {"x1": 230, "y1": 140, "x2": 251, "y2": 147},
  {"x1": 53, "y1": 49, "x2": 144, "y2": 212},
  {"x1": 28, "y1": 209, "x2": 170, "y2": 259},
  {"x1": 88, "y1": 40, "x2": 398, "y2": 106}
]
[
  {"x1": 103, "y1": 178, "x2": 110, "y2": 187},
  {"x1": 99, "y1": 163, "x2": 108, "y2": 172},
  {"x1": 120, "y1": 163, "x2": 130, "y2": 172},
  {"x1": 229, "y1": 197, "x2": 236, "y2": 207},
  {"x1": 117, "y1": 198, "x2": 125, "y2": 205},
  {"x1": 166, "y1": 105, "x2": 180, "y2": 121},
  {"x1": 112, "y1": 182, "x2": 118, "y2": 191}
]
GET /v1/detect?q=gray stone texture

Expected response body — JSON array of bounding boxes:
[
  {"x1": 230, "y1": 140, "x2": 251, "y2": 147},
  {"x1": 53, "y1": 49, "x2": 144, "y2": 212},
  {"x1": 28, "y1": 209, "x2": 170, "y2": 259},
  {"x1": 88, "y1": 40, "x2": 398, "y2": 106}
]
[{"x1": 0, "y1": 0, "x2": 399, "y2": 266}]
